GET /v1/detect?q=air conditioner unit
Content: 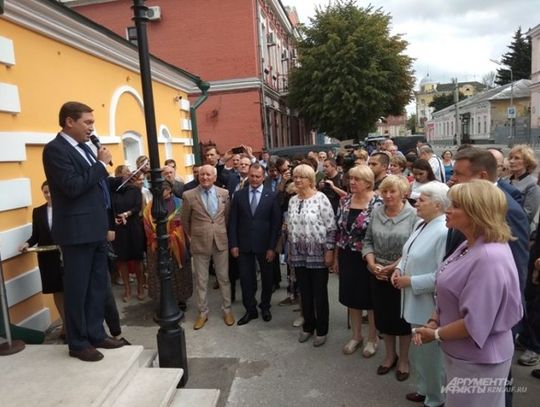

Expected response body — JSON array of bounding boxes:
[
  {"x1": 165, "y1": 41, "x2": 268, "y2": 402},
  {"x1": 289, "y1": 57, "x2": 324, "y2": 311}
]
[
  {"x1": 267, "y1": 33, "x2": 276, "y2": 46},
  {"x1": 147, "y1": 6, "x2": 161, "y2": 21}
]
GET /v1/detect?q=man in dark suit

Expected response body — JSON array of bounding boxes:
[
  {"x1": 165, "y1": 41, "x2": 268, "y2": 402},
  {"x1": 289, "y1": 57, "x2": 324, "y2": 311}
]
[
  {"x1": 229, "y1": 163, "x2": 282, "y2": 324},
  {"x1": 227, "y1": 155, "x2": 251, "y2": 197},
  {"x1": 43, "y1": 101, "x2": 123, "y2": 362},
  {"x1": 183, "y1": 164, "x2": 200, "y2": 192}
]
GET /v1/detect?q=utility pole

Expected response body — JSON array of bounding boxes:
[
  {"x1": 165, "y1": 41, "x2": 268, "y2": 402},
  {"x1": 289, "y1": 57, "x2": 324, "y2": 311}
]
[{"x1": 453, "y1": 78, "x2": 460, "y2": 146}]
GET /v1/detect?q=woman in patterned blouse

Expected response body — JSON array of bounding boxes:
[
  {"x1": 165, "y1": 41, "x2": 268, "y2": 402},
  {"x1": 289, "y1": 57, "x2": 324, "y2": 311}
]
[
  {"x1": 334, "y1": 165, "x2": 382, "y2": 357},
  {"x1": 288, "y1": 164, "x2": 337, "y2": 347}
]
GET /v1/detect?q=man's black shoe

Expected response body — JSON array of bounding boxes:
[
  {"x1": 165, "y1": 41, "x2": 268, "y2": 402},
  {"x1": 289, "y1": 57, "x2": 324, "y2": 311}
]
[
  {"x1": 532, "y1": 369, "x2": 540, "y2": 379},
  {"x1": 262, "y1": 310, "x2": 272, "y2": 322},
  {"x1": 237, "y1": 312, "x2": 258, "y2": 326},
  {"x1": 69, "y1": 347, "x2": 104, "y2": 362},
  {"x1": 94, "y1": 337, "x2": 125, "y2": 349}
]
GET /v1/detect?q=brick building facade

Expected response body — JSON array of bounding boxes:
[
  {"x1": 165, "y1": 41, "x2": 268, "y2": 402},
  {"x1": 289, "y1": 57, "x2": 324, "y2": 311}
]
[{"x1": 63, "y1": 0, "x2": 308, "y2": 154}]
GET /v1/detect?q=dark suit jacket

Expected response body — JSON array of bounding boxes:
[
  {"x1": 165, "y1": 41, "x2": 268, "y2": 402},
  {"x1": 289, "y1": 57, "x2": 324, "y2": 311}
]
[
  {"x1": 183, "y1": 179, "x2": 198, "y2": 192},
  {"x1": 228, "y1": 186, "x2": 282, "y2": 254},
  {"x1": 43, "y1": 134, "x2": 110, "y2": 245},
  {"x1": 226, "y1": 172, "x2": 245, "y2": 197},
  {"x1": 498, "y1": 178, "x2": 524, "y2": 206},
  {"x1": 445, "y1": 186, "x2": 529, "y2": 292},
  {"x1": 27, "y1": 203, "x2": 63, "y2": 293}
]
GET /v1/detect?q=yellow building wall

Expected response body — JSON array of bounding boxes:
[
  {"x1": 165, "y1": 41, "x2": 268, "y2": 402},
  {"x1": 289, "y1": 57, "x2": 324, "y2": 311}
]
[
  {"x1": 491, "y1": 98, "x2": 531, "y2": 125},
  {"x1": 0, "y1": 17, "x2": 194, "y2": 328}
]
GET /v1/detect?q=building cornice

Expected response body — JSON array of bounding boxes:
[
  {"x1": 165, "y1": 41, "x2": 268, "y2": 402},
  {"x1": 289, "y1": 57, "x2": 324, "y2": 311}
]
[
  {"x1": 190, "y1": 77, "x2": 262, "y2": 94},
  {"x1": 4, "y1": 0, "x2": 200, "y2": 93}
]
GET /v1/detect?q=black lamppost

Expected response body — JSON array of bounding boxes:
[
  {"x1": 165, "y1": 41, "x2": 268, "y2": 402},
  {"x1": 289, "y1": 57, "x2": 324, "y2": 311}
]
[{"x1": 131, "y1": 0, "x2": 188, "y2": 387}]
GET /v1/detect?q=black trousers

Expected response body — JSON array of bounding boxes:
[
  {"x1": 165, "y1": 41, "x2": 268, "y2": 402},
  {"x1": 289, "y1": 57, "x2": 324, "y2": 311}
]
[
  {"x1": 295, "y1": 267, "x2": 329, "y2": 336},
  {"x1": 104, "y1": 269, "x2": 121, "y2": 337},
  {"x1": 238, "y1": 252, "x2": 274, "y2": 314},
  {"x1": 62, "y1": 241, "x2": 108, "y2": 351}
]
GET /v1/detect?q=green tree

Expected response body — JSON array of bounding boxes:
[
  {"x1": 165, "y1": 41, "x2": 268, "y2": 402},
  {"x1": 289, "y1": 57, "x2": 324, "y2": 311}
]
[
  {"x1": 429, "y1": 92, "x2": 465, "y2": 112},
  {"x1": 288, "y1": 0, "x2": 414, "y2": 141},
  {"x1": 495, "y1": 27, "x2": 531, "y2": 85},
  {"x1": 407, "y1": 114, "x2": 417, "y2": 134}
]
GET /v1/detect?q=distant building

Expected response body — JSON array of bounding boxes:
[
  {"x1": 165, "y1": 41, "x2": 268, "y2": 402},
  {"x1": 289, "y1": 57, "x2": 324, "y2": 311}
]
[
  {"x1": 376, "y1": 114, "x2": 409, "y2": 137},
  {"x1": 428, "y1": 80, "x2": 531, "y2": 145},
  {"x1": 528, "y1": 23, "x2": 540, "y2": 142},
  {"x1": 63, "y1": 0, "x2": 308, "y2": 153},
  {"x1": 414, "y1": 75, "x2": 484, "y2": 133}
]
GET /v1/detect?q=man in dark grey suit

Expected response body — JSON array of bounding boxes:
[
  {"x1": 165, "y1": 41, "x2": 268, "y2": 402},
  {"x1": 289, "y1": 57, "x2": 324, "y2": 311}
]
[
  {"x1": 228, "y1": 163, "x2": 282, "y2": 325},
  {"x1": 43, "y1": 101, "x2": 123, "y2": 362}
]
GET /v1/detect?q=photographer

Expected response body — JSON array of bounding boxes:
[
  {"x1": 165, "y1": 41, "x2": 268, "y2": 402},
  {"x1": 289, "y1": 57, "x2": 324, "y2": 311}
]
[{"x1": 318, "y1": 158, "x2": 347, "y2": 214}]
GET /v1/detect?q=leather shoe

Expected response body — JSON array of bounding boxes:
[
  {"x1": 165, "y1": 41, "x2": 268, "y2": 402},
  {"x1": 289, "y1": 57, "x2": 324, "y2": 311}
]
[
  {"x1": 376, "y1": 356, "x2": 398, "y2": 375},
  {"x1": 406, "y1": 393, "x2": 426, "y2": 403},
  {"x1": 69, "y1": 347, "x2": 104, "y2": 362},
  {"x1": 193, "y1": 314, "x2": 208, "y2": 330},
  {"x1": 237, "y1": 312, "x2": 258, "y2": 326},
  {"x1": 94, "y1": 337, "x2": 125, "y2": 349},
  {"x1": 532, "y1": 369, "x2": 540, "y2": 379},
  {"x1": 396, "y1": 369, "x2": 410, "y2": 381},
  {"x1": 223, "y1": 312, "x2": 235, "y2": 326},
  {"x1": 262, "y1": 310, "x2": 272, "y2": 322}
]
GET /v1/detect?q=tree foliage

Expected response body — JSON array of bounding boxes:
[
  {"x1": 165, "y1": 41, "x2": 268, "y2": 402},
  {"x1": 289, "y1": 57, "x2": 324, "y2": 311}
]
[
  {"x1": 407, "y1": 114, "x2": 417, "y2": 134},
  {"x1": 429, "y1": 92, "x2": 465, "y2": 112},
  {"x1": 495, "y1": 27, "x2": 531, "y2": 85},
  {"x1": 288, "y1": 0, "x2": 415, "y2": 140}
]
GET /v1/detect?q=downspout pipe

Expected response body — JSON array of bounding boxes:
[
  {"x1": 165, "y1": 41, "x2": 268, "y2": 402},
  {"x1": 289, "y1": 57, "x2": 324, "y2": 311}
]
[{"x1": 190, "y1": 80, "x2": 210, "y2": 165}]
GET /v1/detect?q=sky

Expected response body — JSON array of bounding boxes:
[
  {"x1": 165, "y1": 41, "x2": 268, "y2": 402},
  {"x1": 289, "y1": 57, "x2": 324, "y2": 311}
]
[{"x1": 283, "y1": 0, "x2": 538, "y2": 91}]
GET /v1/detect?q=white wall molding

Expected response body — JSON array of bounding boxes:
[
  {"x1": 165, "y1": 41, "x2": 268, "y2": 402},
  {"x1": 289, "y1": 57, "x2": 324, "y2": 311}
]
[
  {"x1": 0, "y1": 36, "x2": 16, "y2": 66},
  {"x1": 3, "y1": 0, "x2": 200, "y2": 93},
  {"x1": 0, "y1": 223, "x2": 32, "y2": 261},
  {"x1": 0, "y1": 178, "x2": 32, "y2": 212},
  {"x1": 181, "y1": 119, "x2": 192, "y2": 131},
  {"x1": 5, "y1": 267, "x2": 42, "y2": 307},
  {"x1": 109, "y1": 85, "x2": 144, "y2": 138},
  {"x1": 179, "y1": 99, "x2": 191, "y2": 111},
  {"x1": 0, "y1": 82, "x2": 21, "y2": 113},
  {"x1": 184, "y1": 154, "x2": 195, "y2": 166},
  {"x1": 0, "y1": 132, "x2": 26, "y2": 162},
  {"x1": 16, "y1": 307, "x2": 51, "y2": 332}
]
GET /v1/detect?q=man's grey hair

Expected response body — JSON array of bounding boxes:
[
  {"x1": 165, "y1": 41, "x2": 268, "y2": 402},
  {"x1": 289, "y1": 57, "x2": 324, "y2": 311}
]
[
  {"x1": 417, "y1": 181, "x2": 450, "y2": 211},
  {"x1": 419, "y1": 145, "x2": 434, "y2": 155}
]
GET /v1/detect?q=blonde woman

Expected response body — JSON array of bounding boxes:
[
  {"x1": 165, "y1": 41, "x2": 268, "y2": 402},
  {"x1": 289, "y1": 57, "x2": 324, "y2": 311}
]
[
  {"x1": 288, "y1": 164, "x2": 337, "y2": 347},
  {"x1": 363, "y1": 175, "x2": 418, "y2": 380},
  {"x1": 334, "y1": 166, "x2": 382, "y2": 356},
  {"x1": 506, "y1": 144, "x2": 540, "y2": 224},
  {"x1": 415, "y1": 180, "x2": 522, "y2": 407}
]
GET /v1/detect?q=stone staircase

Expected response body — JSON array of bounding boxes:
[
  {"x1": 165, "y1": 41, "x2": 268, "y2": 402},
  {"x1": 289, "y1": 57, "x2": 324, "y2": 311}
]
[{"x1": 0, "y1": 345, "x2": 220, "y2": 407}]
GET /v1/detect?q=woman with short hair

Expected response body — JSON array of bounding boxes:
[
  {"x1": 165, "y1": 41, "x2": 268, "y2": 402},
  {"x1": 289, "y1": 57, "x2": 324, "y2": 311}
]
[
  {"x1": 506, "y1": 144, "x2": 540, "y2": 224},
  {"x1": 287, "y1": 164, "x2": 337, "y2": 347},
  {"x1": 363, "y1": 175, "x2": 418, "y2": 380},
  {"x1": 391, "y1": 181, "x2": 449, "y2": 405},
  {"x1": 414, "y1": 180, "x2": 522, "y2": 407},
  {"x1": 334, "y1": 166, "x2": 382, "y2": 356}
]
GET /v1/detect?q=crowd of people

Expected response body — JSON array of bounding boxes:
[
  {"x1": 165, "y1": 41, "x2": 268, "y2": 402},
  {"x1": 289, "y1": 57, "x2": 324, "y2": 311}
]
[{"x1": 20, "y1": 100, "x2": 540, "y2": 406}]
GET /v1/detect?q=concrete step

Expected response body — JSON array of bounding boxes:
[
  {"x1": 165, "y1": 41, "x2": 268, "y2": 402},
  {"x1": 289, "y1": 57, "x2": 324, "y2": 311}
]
[
  {"x1": 170, "y1": 389, "x2": 220, "y2": 407},
  {"x1": 112, "y1": 368, "x2": 183, "y2": 407},
  {"x1": 0, "y1": 344, "x2": 143, "y2": 407},
  {"x1": 138, "y1": 348, "x2": 158, "y2": 367}
]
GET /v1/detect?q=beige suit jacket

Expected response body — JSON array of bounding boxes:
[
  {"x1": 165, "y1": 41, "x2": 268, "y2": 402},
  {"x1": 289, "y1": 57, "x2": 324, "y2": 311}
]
[{"x1": 181, "y1": 185, "x2": 230, "y2": 254}]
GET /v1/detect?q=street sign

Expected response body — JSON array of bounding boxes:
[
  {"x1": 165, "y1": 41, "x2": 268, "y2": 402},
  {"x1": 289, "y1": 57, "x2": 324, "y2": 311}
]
[{"x1": 507, "y1": 106, "x2": 516, "y2": 119}]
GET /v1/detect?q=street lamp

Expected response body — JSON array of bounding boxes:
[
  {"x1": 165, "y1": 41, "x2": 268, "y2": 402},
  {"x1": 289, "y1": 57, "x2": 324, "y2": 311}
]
[
  {"x1": 131, "y1": 0, "x2": 188, "y2": 387},
  {"x1": 490, "y1": 58, "x2": 514, "y2": 146}
]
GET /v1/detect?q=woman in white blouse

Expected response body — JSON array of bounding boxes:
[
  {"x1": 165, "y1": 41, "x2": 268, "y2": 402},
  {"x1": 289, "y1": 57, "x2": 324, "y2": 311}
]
[
  {"x1": 287, "y1": 164, "x2": 337, "y2": 347},
  {"x1": 391, "y1": 181, "x2": 449, "y2": 406}
]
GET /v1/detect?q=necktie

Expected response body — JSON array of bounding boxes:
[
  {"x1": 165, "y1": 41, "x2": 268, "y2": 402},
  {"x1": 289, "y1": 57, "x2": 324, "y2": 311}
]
[
  {"x1": 271, "y1": 179, "x2": 277, "y2": 192},
  {"x1": 239, "y1": 178, "x2": 245, "y2": 190},
  {"x1": 78, "y1": 142, "x2": 111, "y2": 209},
  {"x1": 250, "y1": 189, "x2": 259, "y2": 215},
  {"x1": 205, "y1": 189, "x2": 217, "y2": 218}
]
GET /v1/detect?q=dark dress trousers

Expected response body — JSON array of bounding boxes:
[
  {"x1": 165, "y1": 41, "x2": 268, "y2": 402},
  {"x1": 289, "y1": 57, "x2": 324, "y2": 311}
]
[
  {"x1": 228, "y1": 186, "x2": 282, "y2": 314},
  {"x1": 27, "y1": 204, "x2": 63, "y2": 293},
  {"x1": 43, "y1": 134, "x2": 110, "y2": 351}
]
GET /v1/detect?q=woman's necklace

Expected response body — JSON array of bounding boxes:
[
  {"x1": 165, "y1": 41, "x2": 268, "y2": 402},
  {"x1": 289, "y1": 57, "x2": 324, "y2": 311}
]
[{"x1": 438, "y1": 245, "x2": 470, "y2": 274}]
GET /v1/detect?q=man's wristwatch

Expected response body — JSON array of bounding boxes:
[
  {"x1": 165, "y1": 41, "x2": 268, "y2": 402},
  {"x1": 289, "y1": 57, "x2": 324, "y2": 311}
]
[{"x1": 434, "y1": 328, "x2": 443, "y2": 342}]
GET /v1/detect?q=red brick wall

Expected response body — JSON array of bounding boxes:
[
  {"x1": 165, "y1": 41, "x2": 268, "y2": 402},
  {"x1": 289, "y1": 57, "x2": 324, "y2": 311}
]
[
  {"x1": 73, "y1": 0, "x2": 259, "y2": 81},
  {"x1": 191, "y1": 89, "x2": 264, "y2": 153}
]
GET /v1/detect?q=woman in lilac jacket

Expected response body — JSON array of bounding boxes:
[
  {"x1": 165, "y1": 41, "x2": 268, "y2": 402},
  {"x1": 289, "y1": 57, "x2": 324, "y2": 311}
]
[{"x1": 414, "y1": 180, "x2": 522, "y2": 407}]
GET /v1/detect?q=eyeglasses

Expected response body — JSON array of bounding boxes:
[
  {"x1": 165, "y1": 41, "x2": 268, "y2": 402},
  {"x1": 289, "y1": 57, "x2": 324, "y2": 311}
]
[{"x1": 293, "y1": 175, "x2": 307, "y2": 180}]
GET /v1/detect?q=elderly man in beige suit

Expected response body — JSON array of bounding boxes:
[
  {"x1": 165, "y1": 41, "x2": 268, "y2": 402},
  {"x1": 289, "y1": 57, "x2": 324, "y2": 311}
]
[{"x1": 181, "y1": 164, "x2": 235, "y2": 329}]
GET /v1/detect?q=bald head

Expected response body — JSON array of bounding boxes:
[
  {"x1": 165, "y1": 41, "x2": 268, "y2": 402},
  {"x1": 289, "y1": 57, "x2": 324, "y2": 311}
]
[{"x1": 488, "y1": 148, "x2": 505, "y2": 179}]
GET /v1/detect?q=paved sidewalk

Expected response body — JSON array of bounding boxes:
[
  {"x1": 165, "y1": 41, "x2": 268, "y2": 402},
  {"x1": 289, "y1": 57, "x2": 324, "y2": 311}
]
[{"x1": 112, "y1": 270, "x2": 540, "y2": 407}]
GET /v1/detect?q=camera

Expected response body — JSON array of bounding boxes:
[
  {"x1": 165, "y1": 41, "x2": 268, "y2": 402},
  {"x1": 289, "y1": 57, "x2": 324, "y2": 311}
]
[{"x1": 231, "y1": 146, "x2": 244, "y2": 154}]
